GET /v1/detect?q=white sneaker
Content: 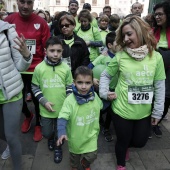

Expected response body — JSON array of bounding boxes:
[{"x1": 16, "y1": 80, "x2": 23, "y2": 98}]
[{"x1": 1, "y1": 145, "x2": 10, "y2": 160}]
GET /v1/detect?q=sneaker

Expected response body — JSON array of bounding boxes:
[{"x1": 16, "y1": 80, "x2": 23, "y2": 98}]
[
  {"x1": 48, "y1": 139, "x2": 54, "y2": 151},
  {"x1": 81, "y1": 158, "x2": 91, "y2": 170},
  {"x1": 21, "y1": 113, "x2": 34, "y2": 133},
  {"x1": 26, "y1": 93, "x2": 32, "y2": 101},
  {"x1": 1, "y1": 145, "x2": 10, "y2": 160},
  {"x1": 33, "y1": 126, "x2": 43, "y2": 142},
  {"x1": 117, "y1": 165, "x2": 126, "y2": 170},
  {"x1": 125, "y1": 149, "x2": 129, "y2": 161},
  {"x1": 102, "y1": 128, "x2": 113, "y2": 142},
  {"x1": 153, "y1": 125, "x2": 162, "y2": 138},
  {"x1": 54, "y1": 146, "x2": 62, "y2": 163}
]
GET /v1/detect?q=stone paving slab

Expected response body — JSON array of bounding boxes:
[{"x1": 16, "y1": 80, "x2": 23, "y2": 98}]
[{"x1": 1, "y1": 111, "x2": 170, "y2": 170}]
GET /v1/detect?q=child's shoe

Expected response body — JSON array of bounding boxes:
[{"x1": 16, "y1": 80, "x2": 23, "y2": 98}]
[
  {"x1": 117, "y1": 165, "x2": 126, "y2": 170},
  {"x1": 153, "y1": 125, "x2": 162, "y2": 138},
  {"x1": 102, "y1": 128, "x2": 113, "y2": 142},
  {"x1": 54, "y1": 146, "x2": 62, "y2": 163},
  {"x1": 48, "y1": 139, "x2": 54, "y2": 151},
  {"x1": 81, "y1": 158, "x2": 91, "y2": 170}
]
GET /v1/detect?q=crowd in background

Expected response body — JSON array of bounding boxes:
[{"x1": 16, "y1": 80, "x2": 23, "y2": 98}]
[{"x1": 0, "y1": 0, "x2": 170, "y2": 170}]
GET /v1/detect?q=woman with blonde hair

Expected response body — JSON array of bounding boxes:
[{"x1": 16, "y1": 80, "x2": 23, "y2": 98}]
[{"x1": 99, "y1": 16, "x2": 166, "y2": 170}]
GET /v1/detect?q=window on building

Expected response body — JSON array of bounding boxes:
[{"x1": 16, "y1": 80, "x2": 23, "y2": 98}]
[
  {"x1": 81, "y1": 0, "x2": 85, "y2": 4},
  {"x1": 56, "y1": 0, "x2": 60, "y2": 5},
  {"x1": 92, "y1": 0, "x2": 97, "y2": 6},
  {"x1": 105, "y1": 0, "x2": 109, "y2": 5}
]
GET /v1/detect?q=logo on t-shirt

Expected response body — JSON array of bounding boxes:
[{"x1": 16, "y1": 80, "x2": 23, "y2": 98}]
[{"x1": 34, "y1": 24, "x2": 40, "y2": 30}]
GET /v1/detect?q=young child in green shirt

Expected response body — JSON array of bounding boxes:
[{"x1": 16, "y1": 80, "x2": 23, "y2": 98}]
[
  {"x1": 57, "y1": 66, "x2": 103, "y2": 170},
  {"x1": 88, "y1": 32, "x2": 118, "y2": 142},
  {"x1": 31, "y1": 36, "x2": 73, "y2": 164}
]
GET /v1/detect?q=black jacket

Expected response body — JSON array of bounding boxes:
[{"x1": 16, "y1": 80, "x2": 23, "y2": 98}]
[{"x1": 57, "y1": 33, "x2": 90, "y2": 75}]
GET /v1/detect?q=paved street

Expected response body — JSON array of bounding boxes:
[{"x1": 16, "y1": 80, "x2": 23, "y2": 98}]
[{"x1": 1, "y1": 102, "x2": 170, "y2": 170}]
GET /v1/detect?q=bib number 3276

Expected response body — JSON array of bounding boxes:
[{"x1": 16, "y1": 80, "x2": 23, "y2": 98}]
[{"x1": 128, "y1": 85, "x2": 153, "y2": 104}]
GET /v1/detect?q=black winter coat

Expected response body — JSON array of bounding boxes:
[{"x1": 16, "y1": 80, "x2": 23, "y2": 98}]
[{"x1": 57, "y1": 33, "x2": 90, "y2": 75}]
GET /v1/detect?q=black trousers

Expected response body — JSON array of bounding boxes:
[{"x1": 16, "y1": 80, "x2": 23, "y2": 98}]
[
  {"x1": 21, "y1": 74, "x2": 40, "y2": 125},
  {"x1": 112, "y1": 112, "x2": 151, "y2": 166}
]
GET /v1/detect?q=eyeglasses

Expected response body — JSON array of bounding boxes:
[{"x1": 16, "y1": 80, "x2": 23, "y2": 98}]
[
  {"x1": 154, "y1": 13, "x2": 165, "y2": 18},
  {"x1": 60, "y1": 24, "x2": 71, "y2": 28},
  {"x1": 19, "y1": 0, "x2": 34, "y2": 5}
]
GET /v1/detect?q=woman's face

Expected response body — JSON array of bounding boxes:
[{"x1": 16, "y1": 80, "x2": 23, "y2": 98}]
[
  {"x1": 38, "y1": 13, "x2": 46, "y2": 21},
  {"x1": 79, "y1": 17, "x2": 90, "y2": 29},
  {"x1": 154, "y1": 7, "x2": 167, "y2": 27},
  {"x1": 60, "y1": 19, "x2": 75, "y2": 37},
  {"x1": 99, "y1": 19, "x2": 108, "y2": 30},
  {"x1": 122, "y1": 24, "x2": 140, "y2": 49}
]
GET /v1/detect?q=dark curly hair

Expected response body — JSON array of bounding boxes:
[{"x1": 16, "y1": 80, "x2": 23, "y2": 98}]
[{"x1": 153, "y1": 1, "x2": 170, "y2": 28}]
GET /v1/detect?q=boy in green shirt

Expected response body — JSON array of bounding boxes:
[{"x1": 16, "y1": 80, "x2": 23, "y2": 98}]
[
  {"x1": 57, "y1": 66, "x2": 103, "y2": 170},
  {"x1": 31, "y1": 37, "x2": 73, "y2": 164},
  {"x1": 88, "y1": 32, "x2": 118, "y2": 142}
]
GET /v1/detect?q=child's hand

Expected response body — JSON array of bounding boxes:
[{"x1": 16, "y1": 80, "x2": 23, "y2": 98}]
[
  {"x1": 45, "y1": 102, "x2": 56, "y2": 112},
  {"x1": 57, "y1": 135, "x2": 68, "y2": 146},
  {"x1": 85, "y1": 41, "x2": 90, "y2": 46},
  {"x1": 93, "y1": 78, "x2": 99, "y2": 86},
  {"x1": 107, "y1": 91, "x2": 117, "y2": 101}
]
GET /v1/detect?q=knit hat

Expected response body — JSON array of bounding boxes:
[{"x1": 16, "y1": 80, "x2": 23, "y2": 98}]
[{"x1": 69, "y1": 0, "x2": 79, "y2": 6}]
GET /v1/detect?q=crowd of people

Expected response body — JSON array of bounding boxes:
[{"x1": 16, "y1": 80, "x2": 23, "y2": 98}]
[{"x1": 0, "y1": 0, "x2": 169, "y2": 170}]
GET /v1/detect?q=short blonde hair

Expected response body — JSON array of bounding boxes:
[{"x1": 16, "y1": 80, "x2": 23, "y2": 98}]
[
  {"x1": 98, "y1": 14, "x2": 109, "y2": 23},
  {"x1": 116, "y1": 16, "x2": 157, "y2": 56}
]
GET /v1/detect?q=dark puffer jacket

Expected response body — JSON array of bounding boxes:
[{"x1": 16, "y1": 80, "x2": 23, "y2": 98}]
[{"x1": 57, "y1": 33, "x2": 90, "y2": 75}]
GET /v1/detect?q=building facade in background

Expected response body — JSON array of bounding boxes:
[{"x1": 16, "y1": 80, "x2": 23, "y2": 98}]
[{"x1": 3, "y1": 0, "x2": 149, "y2": 18}]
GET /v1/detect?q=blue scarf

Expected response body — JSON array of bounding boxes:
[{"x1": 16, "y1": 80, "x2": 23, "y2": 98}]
[{"x1": 72, "y1": 84, "x2": 95, "y2": 105}]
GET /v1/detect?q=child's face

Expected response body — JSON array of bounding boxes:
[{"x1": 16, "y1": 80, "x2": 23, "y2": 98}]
[
  {"x1": 45, "y1": 44, "x2": 63, "y2": 63},
  {"x1": 74, "y1": 75, "x2": 93, "y2": 95},
  {"x1": 108, "y1": 41, "x2": 117, "y2": 53}
]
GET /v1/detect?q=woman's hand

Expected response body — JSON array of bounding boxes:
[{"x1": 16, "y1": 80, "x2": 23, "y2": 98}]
[
  {"x1": 13, "y1": 33, "x2": 31, "y2": 58},
  {"x1": 151, "y1": 117, "x2": 160, "y2": 125}
]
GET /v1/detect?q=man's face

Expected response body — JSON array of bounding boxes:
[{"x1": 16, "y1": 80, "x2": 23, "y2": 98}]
[
  {"x1": 103, "y1": 8, "x2": 111, "y2": 18},
  {"x1": 68, "y1": 3, "x2": 79, "y2": 16},
  {"x1": 17, "y1": 0, "x2": 34, "y2": 18},
  {"x1": 131, "y1": 3, "x2": 143, "y2": 17}
]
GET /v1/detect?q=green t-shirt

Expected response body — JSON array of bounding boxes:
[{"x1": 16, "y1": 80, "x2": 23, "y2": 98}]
[
  {"x1": 99, "y1": 29, "x2": 110, "y2": 46},
  {"x1": 0, "y1": 90, "x2": 22, "y2": 104},
  {"x1": 32, "y1": 61, "x2": 73, "y2": 118},
  {"x1": 92, "y1": 54, "x2": 118, "y2": 89},
  {"x1": 157, "y1": 28, "x2": 168, "y2": 49},
  {"x1": 74, "y1": 16, "x2": 98, "y2": 34},
  {"x1": 106, "y1": 51, "x2": 166, "y2": 120},
  {"x1": 58, "y1": 92, "x2": 103, "y2": 154},
  {"x1": 77, "y1": 26, "x2": 102, "y2": 62}
]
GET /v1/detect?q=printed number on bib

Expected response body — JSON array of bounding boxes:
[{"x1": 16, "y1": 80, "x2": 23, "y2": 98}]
[
  {"x1": 26, "y1": 39, "x2": 36, "y2": 54},
  {"x1": 128, "y1": 85, "x2": 153, "y2": 104}
]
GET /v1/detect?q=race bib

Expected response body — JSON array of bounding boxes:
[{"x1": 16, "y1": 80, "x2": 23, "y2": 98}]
[
  {"x1": 128, "y1": 85, "x2": 153, "y2": 104},
  {"x1": 26, "y1": 39, "x2": 36, "y2": 54}
]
